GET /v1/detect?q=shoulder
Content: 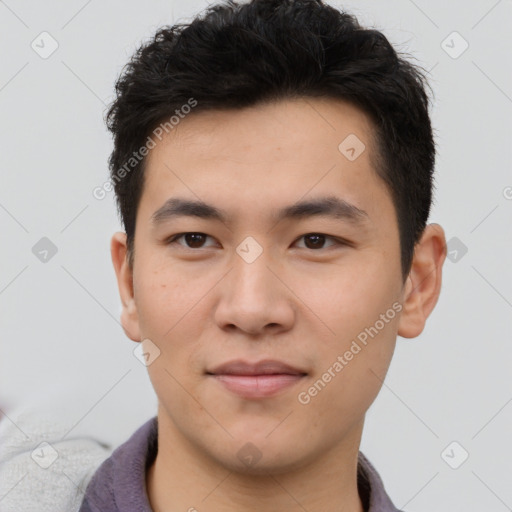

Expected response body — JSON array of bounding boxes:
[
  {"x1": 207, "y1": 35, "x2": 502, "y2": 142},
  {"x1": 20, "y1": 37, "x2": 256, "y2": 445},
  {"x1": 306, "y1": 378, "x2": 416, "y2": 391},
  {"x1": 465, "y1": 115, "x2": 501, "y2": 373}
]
[
  {"x1": 358, "y1": 451, "x2": 405, "y2": 512},
  {"x1": 0, "y1": 405, "x2": 112, "y2": 512}
]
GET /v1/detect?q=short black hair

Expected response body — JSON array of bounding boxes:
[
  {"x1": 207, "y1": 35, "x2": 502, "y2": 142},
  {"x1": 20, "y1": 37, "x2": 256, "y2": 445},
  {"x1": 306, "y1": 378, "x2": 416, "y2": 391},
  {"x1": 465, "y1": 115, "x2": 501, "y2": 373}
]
[{"x1": 105, "y1": 0, "x2": 436, "y2": 281}]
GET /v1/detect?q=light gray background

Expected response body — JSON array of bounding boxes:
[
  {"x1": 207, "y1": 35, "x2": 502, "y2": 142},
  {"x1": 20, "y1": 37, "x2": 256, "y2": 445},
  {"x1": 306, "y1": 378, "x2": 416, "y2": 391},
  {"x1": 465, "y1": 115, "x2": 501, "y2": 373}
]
[{"x1": 1, "y1": 1, "x2": 511, "y2": 510}]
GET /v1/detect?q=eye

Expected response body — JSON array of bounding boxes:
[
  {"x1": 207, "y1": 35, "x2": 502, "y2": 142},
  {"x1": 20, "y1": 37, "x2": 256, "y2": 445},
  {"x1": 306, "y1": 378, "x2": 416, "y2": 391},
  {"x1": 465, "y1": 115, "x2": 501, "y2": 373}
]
[
  {"x1": 294, "y1": 233, "x2": 345, "y2": 250},
  {"x1": 166, "y1": 232, "x2": 218, "y2": 249},
  {"x1": 165, "y1": 232, "x2": 349, "y2": 251}
]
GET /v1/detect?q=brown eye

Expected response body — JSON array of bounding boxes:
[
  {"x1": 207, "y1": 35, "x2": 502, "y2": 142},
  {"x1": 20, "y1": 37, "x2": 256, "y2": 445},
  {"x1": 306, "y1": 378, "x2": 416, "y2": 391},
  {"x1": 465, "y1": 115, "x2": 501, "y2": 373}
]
[
  {"x1": 303, "y1": 234, "x2": 326, "y2": 249},
  {"x1": 296, "y1": 233, "x2": 341, "y2": 250},
  {"x1": 183, "y1": 233, "x2": 207, "y2": 248},
  {"x1": 166, "y1": 232, "x2": 216, "y2": 249}
]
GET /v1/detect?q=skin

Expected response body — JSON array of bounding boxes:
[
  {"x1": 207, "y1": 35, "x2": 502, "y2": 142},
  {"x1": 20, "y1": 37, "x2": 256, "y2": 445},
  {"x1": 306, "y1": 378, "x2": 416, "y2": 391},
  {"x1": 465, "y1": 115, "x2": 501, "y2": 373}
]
[{"x1": 111, "y1": 97, "x2": 446, "y2": 512}]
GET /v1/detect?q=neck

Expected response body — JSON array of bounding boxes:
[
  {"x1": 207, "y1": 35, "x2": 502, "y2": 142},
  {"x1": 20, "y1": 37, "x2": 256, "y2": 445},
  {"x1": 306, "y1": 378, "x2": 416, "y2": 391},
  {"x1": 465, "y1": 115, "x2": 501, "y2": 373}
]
[{"x1": 146, "y1": 412, "x2": 366, "y2": 512}]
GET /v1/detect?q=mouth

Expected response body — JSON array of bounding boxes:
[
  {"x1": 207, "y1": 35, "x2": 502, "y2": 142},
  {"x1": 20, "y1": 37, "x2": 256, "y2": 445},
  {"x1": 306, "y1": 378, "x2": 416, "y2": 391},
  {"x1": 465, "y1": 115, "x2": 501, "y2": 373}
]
[{"x1": 206, "y1": 359, "x2": 308, "y2": 399}]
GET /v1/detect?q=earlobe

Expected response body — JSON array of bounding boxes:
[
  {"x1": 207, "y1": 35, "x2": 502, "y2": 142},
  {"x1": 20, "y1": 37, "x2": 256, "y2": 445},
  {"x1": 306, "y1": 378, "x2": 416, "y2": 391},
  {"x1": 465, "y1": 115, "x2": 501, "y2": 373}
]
[
  {"x1": 397, "y1": 223, "x2": 447, "y2": 339},
  {"x1": 111, "y1": 232, "x2": 141, "y2": 342}
]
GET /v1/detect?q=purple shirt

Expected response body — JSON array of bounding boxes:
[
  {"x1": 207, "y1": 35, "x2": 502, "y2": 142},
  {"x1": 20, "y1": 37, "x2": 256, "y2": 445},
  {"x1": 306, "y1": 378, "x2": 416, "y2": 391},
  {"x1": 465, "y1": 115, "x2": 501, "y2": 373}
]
[{"x1": 79, "y1": 417, "x2": 403, "y2": 512}]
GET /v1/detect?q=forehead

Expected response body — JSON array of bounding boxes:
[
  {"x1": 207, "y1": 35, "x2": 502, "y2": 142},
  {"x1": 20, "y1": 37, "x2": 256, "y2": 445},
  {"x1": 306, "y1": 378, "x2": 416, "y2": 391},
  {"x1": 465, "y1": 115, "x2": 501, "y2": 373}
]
[
  {"x1": 139, "y1": 97, "x2": 393, "y2": 229},
  {"x1": 152, "y1": 97, "x2": 376, "y2": 159}
]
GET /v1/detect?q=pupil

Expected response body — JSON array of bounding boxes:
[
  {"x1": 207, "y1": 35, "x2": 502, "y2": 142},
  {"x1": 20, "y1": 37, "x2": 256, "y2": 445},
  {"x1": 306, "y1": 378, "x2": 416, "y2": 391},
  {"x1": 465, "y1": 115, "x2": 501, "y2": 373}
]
[
  {"x1": 186, "y1": 233, "x2": 205, "y2": 248},
  {"x1": 306, "y1": 234, "x2": 324, "y2": 249}
]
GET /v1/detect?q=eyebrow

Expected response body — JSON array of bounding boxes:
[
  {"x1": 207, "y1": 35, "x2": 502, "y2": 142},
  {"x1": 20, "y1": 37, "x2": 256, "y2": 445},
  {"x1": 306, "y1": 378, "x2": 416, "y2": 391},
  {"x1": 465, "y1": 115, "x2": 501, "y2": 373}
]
[{"x1": 150, "y1": 195, "x2": 370, "y2": 228}]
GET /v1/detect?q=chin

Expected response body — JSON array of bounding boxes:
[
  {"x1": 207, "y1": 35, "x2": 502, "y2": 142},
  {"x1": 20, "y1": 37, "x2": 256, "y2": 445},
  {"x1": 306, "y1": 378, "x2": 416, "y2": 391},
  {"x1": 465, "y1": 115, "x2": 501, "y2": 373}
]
[{"x1": 208, "y1": 436, "x2": 312, "y2": 476}]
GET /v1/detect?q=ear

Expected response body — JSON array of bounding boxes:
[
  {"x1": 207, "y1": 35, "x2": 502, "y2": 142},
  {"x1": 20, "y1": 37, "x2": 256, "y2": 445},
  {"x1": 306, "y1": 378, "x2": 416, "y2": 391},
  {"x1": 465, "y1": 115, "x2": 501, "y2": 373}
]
[
  {"x1": 397, "y1": 223, "x2": 447, "y2": 339},
  {"x1": 111, "y1": 232, "x2": 141, "y2": 342}
]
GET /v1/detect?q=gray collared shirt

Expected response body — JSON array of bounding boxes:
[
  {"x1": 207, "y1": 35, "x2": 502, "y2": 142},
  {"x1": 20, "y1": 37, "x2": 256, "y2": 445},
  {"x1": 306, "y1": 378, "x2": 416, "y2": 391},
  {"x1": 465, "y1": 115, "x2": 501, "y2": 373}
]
[{"x1": 79, "y1": 416, "x2": 404, "y2": 512}]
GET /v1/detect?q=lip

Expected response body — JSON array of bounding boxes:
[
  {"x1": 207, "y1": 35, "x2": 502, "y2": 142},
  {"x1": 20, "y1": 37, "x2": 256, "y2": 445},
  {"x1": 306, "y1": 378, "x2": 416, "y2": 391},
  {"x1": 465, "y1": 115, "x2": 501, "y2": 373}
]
[
  {"x1": 207, "y1": 359, "x2": 307, "y2": 376},
  {"x1": 206, "y1": 359, "x2": 307, "y2": 399}
]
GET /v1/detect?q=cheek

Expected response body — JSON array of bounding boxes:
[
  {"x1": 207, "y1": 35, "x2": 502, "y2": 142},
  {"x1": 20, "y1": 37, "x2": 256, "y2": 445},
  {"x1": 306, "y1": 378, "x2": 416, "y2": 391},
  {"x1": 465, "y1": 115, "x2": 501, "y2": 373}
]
[
  {"x1": 301, "y1": 256, "x2": 400, "y2": 340},
  {"x1": 134, "y1": 261, "x2": 200, "y2": 337},
  {"x1": 301, "y1": 255, "x2": 401, "y2": 400},
  {"x1": 134, "y1": 263, "x2": 211, "y2": 376},
  {"x1": 304, "y1": 315, "x2": 399, "y2": 432}
]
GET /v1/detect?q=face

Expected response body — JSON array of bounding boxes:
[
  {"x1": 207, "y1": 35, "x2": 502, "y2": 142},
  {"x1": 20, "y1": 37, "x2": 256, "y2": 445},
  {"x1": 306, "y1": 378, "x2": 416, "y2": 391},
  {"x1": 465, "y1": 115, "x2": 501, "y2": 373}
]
[{"x1": 115, "y1": 97, "x2": 417, "y2": 474}]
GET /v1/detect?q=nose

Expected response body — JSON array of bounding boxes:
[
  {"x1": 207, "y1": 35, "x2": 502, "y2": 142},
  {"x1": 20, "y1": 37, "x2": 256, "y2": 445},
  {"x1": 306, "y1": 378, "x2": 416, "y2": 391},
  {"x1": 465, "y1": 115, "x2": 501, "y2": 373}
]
[{"x1": 213, "y1": 247, "x2": 295, "y2": 336}]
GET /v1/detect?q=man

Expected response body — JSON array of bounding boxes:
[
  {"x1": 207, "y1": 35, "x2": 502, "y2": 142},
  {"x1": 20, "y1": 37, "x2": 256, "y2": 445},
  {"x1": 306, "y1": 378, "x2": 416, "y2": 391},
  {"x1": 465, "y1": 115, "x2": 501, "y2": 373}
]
[{"x1": 1, "y1": 1, "x2": 446, "y2": 511}]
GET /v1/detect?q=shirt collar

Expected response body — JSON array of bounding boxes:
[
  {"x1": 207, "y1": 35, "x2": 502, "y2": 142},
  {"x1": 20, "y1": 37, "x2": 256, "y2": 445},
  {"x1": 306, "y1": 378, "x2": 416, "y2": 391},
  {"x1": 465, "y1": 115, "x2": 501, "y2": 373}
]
[{"x1": 80, "y1": 416, "x2": 402, "y2": 512}]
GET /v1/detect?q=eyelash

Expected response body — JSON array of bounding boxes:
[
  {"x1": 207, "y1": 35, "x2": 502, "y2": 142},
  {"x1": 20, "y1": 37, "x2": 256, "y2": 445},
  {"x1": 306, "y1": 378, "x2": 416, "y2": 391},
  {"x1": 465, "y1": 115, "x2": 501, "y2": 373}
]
[{"x1": 164, "y1": 232, "x2": 350, "y2": 251}]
